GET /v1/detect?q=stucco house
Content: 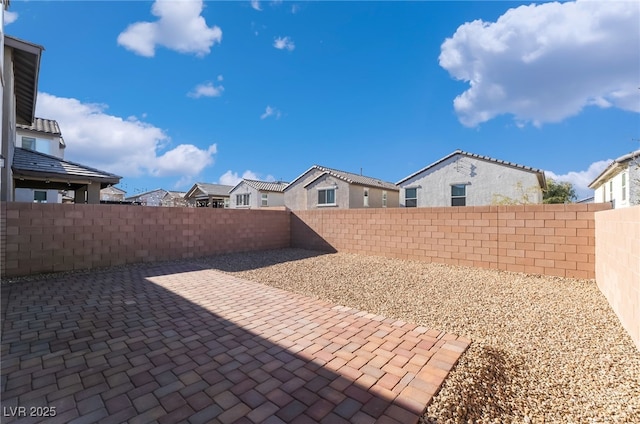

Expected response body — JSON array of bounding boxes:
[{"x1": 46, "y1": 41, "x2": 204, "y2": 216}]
[
  {"x1": 284, "y1": 165, "x2": 399, "y2": 210},
  {"x1": 100, "y1": 185, "x2": 126, "y2": 202},
  {"x1": 397, "y1": 150, "x2": 547, "y2": 207},
  {"x1": 588, "y1": 149, "x2": 639, "y2": 208},
  {"x1": 184, "y1": 183, "x2": 234, "y2": 208},
  {"x1": 1, "y1": 30, "x2": 121, "y2": 204},
  {"x1": 161, "y1": 191, "x2": 187, "y2": 207},
  {"x1": 14, "y1": 118, "x2": 65, "y2": 203},
  {"x1": 125, "y1": 189, "x2": 168, "y2": 206},
  {"x1": 229, "y1": 179, "x2": 288, "y2": 209}
]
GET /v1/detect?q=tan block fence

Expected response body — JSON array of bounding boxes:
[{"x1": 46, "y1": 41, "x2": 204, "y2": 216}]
[
  {"x1": 291, "y1": 203, "x2": 611, "y2": 279},
  {"x1": 0, "y1": 202, "x2": 290, "y2": 277},
  {"x1": 595, "y1": 206, "x2": 640, "y2": 350},
  {"x1": 3, "y1": 201, "x2": 638, "y2": 349}
]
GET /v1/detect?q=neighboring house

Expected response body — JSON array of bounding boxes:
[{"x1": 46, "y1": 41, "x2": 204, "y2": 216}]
[
  {"x1": 0, "y1": 22, "x2": 121, "y2": 204},
  {"x1": 397, "y1": 150, "x2": 547, "y2": 207},
  {"x1": 100, "y1": 186, "x2": 126, "y2": 202},
  {"x1": 161, "y1": 191, "x2": 187, "y2": 207},
  {"x1": 184, "y1": 183, "x2": 234, "y2": 208},
  {"x1": 12, "y1": 148, "x2": 121, "y2": 203},
  {"x1": 284, "y1": 165, "x2": 399, "y2": 210},
  {"x1": 229, "y1": 179, "x2": 288, "y2": 209},
  {"x1": 125, "y1": 189, "x2": 167, "y2": 207},
  {"x1": 588, "y1": 149, "x2": 640, "y2": 208},
  {"x1": 14, "y1": 118, "x2": 65, "y2": 203}
]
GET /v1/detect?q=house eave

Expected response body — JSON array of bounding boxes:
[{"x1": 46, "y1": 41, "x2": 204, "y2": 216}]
[{"x1": 5, "y1": 35, "x2": 44, "y2": 126}]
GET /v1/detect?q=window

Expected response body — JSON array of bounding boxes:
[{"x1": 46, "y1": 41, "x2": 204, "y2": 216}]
[
  {"x1": 451, "y1": 184, "x2": 466, "y2": 206},
  {"x1": 21, "y1": 136, "x2": 50, "y2": 154},
  {"x1": 609, "y1": 181, "x2": 613, "y2": 201},
  {"x1": 622, "y1": 173, "x2": 627, "y2": 201},
  {"x1": 22, "y1": 137, "x2": 36, "y2": 150},
  {"x1": 363, "y1": 188, "x2": 369, "y2": 207},
  {"x1": 261, "y1": 193, "x2": 268, "y2": 207},
  {"x1": 318, "y1": 188, "x2": 336, "y2": 205},
  {"x1": 405, "y1": 188, "x2": 417, "y2": 207},
  {"x1": 236, "y1": 193, "x2": 250, "y2": 206},
  {"x1": 382, "y1": 191, "x2": 387, "y2": 208},
  {"x1": 34, "y1": 191, "x2": 47, "y2": 203}
]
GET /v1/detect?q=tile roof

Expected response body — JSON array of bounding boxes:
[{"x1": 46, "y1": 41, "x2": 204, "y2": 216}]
[
  {"x1": 397, "y1": 149, "x2": 547, "y2": 188},
  {"x1": 588, "y1": 149, "x2": 640, "y2": 189},
  {"x1": 239, "y1": 179, "x2": 289, "y2": 193},
  {"x1": 186, "y1": 183, "x2": 234, "y2": 198},
  {"x1": 288, "y1": 165, "x2": 399, "y2": 191},
  {"x1": 12, "y1": 147, "x2": 121, "y2": 184},
  {"x1": 125, "y1": 189, "x2": 167, "y2": 201},
  {"x1": 16, "y1": 118, "x2": 62, "y2": 135}
]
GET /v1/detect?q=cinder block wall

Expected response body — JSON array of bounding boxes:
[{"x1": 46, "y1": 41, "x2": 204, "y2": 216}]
[
  {"x1": 1, "y1": 202, "x2": 290, "y2": 278},
  {"x1": 595, "y1": 205, "x2": 640, "y2": 350},
  {"x1": 291, "y1": 203, "x2": 612, "y2": 279}
]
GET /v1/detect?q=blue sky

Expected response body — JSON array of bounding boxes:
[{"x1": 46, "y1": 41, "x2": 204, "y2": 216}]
[{"x1": 5, "y1": 0, "x2": 640, "y2": 199}]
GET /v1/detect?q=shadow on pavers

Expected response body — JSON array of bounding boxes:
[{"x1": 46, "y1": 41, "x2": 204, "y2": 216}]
[{"x1": 1, "y1": 260, "x2": 423, "y2": 424}]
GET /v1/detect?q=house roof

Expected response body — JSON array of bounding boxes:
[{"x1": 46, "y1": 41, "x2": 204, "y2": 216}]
[
  {"x1": 101, "y1": 186, "x2": 126, "y2": 195},
  {"x1": 185, "y1": 183, "x2": 234, "y2": 199},
  {"x1": 397, "y1": 149, "x2": 547, "y2": 189},
  {"x1": 231, "y1": 179, "x2": 289, "y2": 193},
  {"x1": 16, "y1": 117, "x2": 62, "y2": 135},
  {"x1": 588, "y1": 149, "x2": 640, "y2": 189},
  {"x1": 286, "y1": 165, "x2": 399, "y2": 191},
  {"x1": 125, "y1": 188, "x2": 167, "y2": 201},
  {"x1": 12, "y1": 147, "x2": 121, "y2": 184},
  {"x1": 16, "y1": 117, "x2": 66, "y2": 149},
  {"x1": 163, "y1": 191, "x2": 187, "y2": 198},
  {"x1": 4, "y1": 35, "x2": 44, "y2": 125}
]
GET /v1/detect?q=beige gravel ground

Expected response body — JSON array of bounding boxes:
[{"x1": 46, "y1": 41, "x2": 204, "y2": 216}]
[{"x1": 199, "y1": 248, "x2": 640, "y2": 424}]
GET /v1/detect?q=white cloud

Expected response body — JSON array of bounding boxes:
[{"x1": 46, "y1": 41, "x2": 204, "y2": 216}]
[
  {"x1": 217, "y1": 75, "x2": 224, "y2": 82},
  {"x1": 273, "y1": 36, "x2": 295, "y2": 51},
  {"x1": 545, "y1": 159, "x2": 611, "y2": 199},
  {"x1": 219, "y1": 170, "x2": 275, "y2": 186},
  {"x1": 291, "y1": 4, "x2": 300, "y2": 14},
  {"x1": 250, "y1": 0, "x2": 262, "y2": 11},
  {"x1": 188, "y1": 81, "x2": 224, "y2": 98},
  {"x1": 439, "y1": 0, "x2": 640, "y2": 127},
  {"x1": 4, "y1": 10, "x2": 18, "y2": 25},
  {"x1": 260, "y1": 105, "x2": 282, "y2": 120},
  {"x1": 118, "y1": 0, "x2": 222, "y2": 57},
  {"x1": 35, "y1": 93, "x2": 217, "y2": 182}
]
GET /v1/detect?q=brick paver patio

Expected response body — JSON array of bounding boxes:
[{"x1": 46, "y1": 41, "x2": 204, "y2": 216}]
[{"x1": 1, "y1": 261, "x2": 470, "y2": 424}]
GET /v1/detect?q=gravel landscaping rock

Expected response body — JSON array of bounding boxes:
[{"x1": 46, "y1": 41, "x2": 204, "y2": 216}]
[{"x1": 199, "y1": 248, "x2": 640, "y2": 423}]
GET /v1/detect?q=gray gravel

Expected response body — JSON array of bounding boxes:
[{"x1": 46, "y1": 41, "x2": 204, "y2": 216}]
[{"x1": 199, "y1": 248, "x2": 640, "y2": 423}]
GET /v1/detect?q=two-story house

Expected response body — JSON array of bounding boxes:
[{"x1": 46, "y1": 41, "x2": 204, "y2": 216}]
[{"x1": 588, "y1": 149, "x2": 639, "y2": 208}]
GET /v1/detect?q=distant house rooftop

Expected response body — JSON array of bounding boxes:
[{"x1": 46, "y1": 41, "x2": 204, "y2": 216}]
[
  {"x1": 286, "y1": 165, "x2": 398, "y2": 191},
  {"x1": 232, "y1": 179, "x2": 289, "y2": 193}
]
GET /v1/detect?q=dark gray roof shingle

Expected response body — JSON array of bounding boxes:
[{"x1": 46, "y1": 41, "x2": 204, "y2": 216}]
[{"x1": 12, "y1": 147, "x2": 121, "y2": 183}]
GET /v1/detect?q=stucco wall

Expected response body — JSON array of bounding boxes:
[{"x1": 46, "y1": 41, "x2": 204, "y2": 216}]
[
  {"x1": 0, "y1": 202, "x2": 290, "y2": 278},
  {"x1": 593, "y1": 164, "x2": 639, "y2": 208},
  {"x1": 595, "y1": 206, "x2": 640, "y2": 350},
  {"x1": 284, "y1": 168, "x2": 323, "y2": 210},
  {"x1": 229, "y1": 181, "x2": 258, "y2": 208},
  {"x1": 305, "y1": 175, "x2": 350, "y2": 209},
  {"x1": 291, "y1": 203, "x2": 611, "y2": 279},
  {"x1": 399, "y1": 155, "x2": 543, "y2": 207}
]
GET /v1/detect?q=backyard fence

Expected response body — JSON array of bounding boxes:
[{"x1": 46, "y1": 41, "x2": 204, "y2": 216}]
[
  {"x1": 291, "y1": 203, "x2": 611, "y2": 279},
  {"x1": 595, "y1": 205, "x2": 640, "y2": 350},
  {"x1": 0, "y1": 202, "x2": 290, "y2": 277}
]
